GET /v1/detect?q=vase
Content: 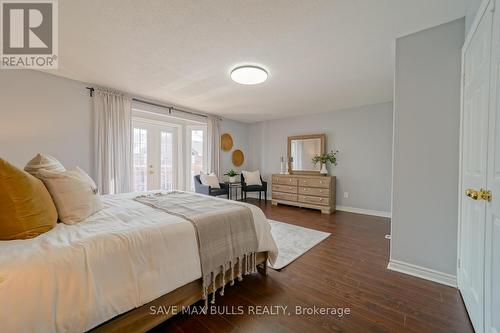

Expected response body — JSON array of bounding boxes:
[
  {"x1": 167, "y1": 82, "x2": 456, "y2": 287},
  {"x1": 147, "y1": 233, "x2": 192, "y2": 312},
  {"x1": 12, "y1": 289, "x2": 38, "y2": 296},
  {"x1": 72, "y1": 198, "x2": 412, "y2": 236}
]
[
  {"x1": 229, "y1": 176, "x2": 236, "y2": 183},
  {"x1": 320, "y1": 163, "x2": 328, "y2": 175}
]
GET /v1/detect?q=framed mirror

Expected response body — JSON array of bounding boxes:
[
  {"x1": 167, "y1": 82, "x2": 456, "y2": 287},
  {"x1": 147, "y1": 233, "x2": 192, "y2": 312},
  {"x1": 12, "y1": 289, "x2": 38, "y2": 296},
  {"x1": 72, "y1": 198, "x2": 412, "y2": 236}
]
[{"x1": 288, "y1": 134, "x2": 326, "y2": 174}]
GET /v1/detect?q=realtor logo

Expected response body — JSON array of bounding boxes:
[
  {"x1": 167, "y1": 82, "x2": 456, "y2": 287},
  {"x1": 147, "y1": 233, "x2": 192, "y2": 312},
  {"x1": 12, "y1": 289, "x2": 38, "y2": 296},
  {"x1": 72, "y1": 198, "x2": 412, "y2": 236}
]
[{"x1": 1, "y1": 0, "x2": 58, "y2": 68}]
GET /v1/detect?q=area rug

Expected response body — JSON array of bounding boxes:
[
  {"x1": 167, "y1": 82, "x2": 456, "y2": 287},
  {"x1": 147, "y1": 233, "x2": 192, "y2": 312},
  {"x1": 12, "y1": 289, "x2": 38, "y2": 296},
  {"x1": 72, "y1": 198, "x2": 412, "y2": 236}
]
[{"x1": 268, "y1": 219, "x2": 331, "y2": 270}]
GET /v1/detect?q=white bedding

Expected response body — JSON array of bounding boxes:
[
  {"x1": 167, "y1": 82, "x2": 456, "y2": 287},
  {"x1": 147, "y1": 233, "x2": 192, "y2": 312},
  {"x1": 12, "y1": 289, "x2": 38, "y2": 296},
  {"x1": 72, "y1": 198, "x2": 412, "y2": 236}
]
[{"x1": 0, "y1": 192, "x2": 278, "y2": 333}]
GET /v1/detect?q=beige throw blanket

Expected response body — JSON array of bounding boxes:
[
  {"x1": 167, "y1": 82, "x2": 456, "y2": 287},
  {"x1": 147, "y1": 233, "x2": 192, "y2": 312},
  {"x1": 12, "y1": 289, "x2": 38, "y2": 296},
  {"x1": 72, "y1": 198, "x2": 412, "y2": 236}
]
[{"x1": 134, "y1": 192, "x2": 258, "y2": 305}]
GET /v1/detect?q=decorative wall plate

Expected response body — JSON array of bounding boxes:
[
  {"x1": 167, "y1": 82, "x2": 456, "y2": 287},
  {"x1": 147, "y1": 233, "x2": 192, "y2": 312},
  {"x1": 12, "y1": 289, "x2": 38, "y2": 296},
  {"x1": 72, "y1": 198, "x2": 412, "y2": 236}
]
[
  {"x1": 232, "y1": 149, "x2": 244, "y2": 167},
  {"x1": 221, "y1": 133, "x2": 233, "y2": 151}
]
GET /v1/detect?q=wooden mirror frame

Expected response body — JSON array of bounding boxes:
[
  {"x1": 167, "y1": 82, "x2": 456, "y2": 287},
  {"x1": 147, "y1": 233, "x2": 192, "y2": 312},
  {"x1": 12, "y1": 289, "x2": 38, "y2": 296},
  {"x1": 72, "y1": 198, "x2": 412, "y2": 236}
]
[{"x1": 287, "y1": 134, "x2": 326, "y2": 175}]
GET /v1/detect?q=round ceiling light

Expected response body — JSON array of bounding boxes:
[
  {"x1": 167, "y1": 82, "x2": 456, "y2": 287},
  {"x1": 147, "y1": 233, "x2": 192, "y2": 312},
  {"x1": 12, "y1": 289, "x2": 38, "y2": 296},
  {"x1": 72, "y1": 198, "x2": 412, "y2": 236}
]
[{"x1": 230, "y1": 65, "x2": 268, "y2": 85}]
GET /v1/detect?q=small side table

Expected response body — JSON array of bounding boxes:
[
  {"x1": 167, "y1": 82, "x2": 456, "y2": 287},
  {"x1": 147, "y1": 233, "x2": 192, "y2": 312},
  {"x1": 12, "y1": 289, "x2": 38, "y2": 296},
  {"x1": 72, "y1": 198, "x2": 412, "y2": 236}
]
[{"x1": 225, "y1": 182, "x2": 242, "y2": 201}]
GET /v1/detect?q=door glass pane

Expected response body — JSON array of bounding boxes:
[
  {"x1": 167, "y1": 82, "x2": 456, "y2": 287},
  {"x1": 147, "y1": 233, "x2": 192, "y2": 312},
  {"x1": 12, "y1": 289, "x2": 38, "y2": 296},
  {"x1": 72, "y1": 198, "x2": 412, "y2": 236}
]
[
  {"x1": 160, "y1": 131, "x2": 174, "y2": 191},
  {"x1": 190, "y1": 129, "x2": 204, "y2": 190},
  {"x1": 133, "y1": 128, "x2": 148, "y2": 192}
]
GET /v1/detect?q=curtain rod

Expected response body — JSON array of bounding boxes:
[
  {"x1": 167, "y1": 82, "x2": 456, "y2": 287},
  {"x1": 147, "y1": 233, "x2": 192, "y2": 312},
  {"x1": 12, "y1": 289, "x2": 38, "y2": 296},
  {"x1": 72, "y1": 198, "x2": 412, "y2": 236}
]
[{"x1": 86, "y1": 87, "x2": 212, "y2": 119}]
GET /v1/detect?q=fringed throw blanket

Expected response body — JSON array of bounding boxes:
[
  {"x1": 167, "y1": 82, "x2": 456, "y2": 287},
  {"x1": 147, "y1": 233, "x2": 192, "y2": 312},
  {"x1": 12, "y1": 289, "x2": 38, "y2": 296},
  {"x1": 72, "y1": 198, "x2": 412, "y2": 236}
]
[{"x1": 134, "y1": 192, "x2": 258, "y2": 307}]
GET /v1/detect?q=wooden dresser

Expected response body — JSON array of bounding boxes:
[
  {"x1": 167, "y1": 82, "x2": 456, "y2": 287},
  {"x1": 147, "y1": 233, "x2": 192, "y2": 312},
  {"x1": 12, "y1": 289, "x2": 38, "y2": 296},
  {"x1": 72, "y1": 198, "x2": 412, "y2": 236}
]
[{"x1": 271, "y1": 174, "x2": 336, "y2": 214}]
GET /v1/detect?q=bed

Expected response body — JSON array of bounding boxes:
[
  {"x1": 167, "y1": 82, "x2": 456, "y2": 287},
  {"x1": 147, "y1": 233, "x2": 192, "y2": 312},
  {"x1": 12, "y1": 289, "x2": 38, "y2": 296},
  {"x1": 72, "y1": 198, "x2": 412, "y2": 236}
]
[{"x1": 0, "y1": 192, "x2": 278, "y2": 333}]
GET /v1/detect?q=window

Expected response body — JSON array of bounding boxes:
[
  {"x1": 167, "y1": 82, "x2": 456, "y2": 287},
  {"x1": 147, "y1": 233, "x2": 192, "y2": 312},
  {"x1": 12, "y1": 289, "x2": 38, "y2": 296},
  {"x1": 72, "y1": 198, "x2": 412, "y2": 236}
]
[
  {"x1": 133, "y1": 128, "x2": 148, "y2": 192},
  {"x1": 187, "y1": 126, "x2": 207, "y2": 191},
  {"x1": 160, "y1": 131, "x2": 174, "y2": 191}
]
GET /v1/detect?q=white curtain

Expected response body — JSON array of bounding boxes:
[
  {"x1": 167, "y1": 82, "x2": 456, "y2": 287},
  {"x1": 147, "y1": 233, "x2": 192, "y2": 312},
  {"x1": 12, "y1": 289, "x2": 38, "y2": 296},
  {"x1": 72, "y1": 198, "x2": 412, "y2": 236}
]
[
  {"x1": 207, "y1": 115, "x2": 220, "y2": 177},
  {"x1": 93, "y1": 88, "x2": 132, "y2": 194}
]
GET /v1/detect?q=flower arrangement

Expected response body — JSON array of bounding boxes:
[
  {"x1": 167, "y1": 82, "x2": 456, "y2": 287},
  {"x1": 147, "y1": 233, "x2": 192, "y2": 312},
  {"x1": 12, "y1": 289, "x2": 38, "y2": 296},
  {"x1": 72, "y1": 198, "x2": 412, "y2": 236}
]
[{"x1": 312, "y1": 150, "x2": 339, "y2": 166}]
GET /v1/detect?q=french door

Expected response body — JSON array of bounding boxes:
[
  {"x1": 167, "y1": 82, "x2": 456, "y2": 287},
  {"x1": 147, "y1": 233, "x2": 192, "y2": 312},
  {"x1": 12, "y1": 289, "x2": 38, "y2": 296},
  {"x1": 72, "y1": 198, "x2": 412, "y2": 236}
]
[{"x1": 132, "y1": 120, "x2": 178, "y2": 192}]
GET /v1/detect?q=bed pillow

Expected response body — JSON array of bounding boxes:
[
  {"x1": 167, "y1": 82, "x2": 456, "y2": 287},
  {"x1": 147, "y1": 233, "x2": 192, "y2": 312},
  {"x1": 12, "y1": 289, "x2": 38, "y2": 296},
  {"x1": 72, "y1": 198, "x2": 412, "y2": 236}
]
[
  {"x1": 38, "y1": 167, "x2": 102, "y2": 225},
  {"x1": 200, "y1": 172, "x2": 220, "y2": 189},
  {"x1": 242, "y1": 170, "x2": 262, "y2": 186},
  {"x1": 0, "y1": 158, "x2": 58, "y2": 240},
  {"x1": 24, "y1": 153, "x2": 65, "y2": 177}
]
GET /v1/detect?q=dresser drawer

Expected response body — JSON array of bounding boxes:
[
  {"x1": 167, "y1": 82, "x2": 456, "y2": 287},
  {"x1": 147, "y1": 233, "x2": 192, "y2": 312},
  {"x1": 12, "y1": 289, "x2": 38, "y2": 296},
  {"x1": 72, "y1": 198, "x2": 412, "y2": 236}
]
[
  {"x1": 273, "y1": 184, "x2": 298, "y2": 194},
  {"x1": 298, "y1": 195, "x2": 330, "y2": 206},
  {"x1": 298, "y1": 177, "x2": 330, "y2": 188},
  {"x1": 298, "y1": 186, "x2": 329, "y2": 197},
  {"x1": 272, "y1": 176, "x2": 298, "y2": 186},
  {"x1": 272, "y1": 192, "x2": 298, "y2": 202}
]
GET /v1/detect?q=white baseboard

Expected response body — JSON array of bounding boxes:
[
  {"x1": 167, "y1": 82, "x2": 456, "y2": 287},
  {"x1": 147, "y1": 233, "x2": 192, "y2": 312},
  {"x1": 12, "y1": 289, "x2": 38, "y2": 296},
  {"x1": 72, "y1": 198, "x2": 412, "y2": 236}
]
[
  {"x1": 387, "y1": 259, "x2": 457, "y2": 288},
  {"x1": 336, "y1": 205, "x2": 391, "y2": 218}
]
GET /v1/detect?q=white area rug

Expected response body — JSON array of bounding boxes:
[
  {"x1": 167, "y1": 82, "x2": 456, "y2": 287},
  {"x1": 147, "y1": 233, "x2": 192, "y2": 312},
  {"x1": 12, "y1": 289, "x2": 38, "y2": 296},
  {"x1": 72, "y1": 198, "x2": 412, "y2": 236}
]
[{"x1": 268, "y1": 219, "x2": 331, "y2": 270}]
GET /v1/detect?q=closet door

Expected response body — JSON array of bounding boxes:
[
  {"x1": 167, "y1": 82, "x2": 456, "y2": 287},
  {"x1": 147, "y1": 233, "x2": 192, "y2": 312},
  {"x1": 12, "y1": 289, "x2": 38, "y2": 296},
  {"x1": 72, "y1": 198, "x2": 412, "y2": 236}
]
[
  {"x1": 458, "y1": 2, "x2": 494, "y2": 332},
  {"x1": 485, "y1": 2, "x2": 500, "y2": 332}
]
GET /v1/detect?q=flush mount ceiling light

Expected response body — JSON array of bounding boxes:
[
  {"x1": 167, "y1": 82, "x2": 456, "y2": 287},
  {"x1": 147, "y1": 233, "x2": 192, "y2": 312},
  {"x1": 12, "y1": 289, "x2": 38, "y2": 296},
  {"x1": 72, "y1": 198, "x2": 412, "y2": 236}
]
[{"x1": 230, "y1": 65, "x2": 268, "y2": 85}]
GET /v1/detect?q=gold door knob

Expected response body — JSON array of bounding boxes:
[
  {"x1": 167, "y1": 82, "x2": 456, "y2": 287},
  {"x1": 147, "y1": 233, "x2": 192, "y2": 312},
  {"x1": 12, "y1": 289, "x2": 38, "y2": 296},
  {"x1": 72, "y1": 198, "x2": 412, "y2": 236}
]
[
  {"x1": 466, "y1": 188, "x2": 480, "y2": 200},
  {"x1": 480, "y1": 188, "x2": 492, "y2": 202}
]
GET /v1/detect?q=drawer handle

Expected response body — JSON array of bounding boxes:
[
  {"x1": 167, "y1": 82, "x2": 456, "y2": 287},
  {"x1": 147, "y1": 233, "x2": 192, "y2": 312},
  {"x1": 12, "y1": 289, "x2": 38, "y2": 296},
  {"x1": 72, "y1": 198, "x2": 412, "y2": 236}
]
[
  {"x1": 319, "y1": 198, "x2": 323, "y2": 201},
  {"x1": 289, "y1": 187, "x2": 292, "y2": 189}
]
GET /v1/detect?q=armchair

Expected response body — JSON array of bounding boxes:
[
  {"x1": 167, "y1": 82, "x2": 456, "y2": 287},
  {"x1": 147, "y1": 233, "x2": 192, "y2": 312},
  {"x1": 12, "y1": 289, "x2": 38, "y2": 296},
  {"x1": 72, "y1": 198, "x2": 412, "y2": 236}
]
[
  {"x1": 194, "y1": 175, "x2": 229, "y2": 198},
  {"x1": 240, "y1": 173, "x2": 267, "y2": 202}
]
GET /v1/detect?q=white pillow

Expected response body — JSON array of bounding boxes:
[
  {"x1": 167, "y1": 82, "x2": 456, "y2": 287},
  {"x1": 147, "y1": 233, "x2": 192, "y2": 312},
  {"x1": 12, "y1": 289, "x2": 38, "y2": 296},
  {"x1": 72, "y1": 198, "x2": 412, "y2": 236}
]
[
  {"x1": 37, "y1": 167, "x2": 102, "y2": 225},
  {"x1": 242, "y1": 170, "x2": 262, "y2": 186},
  {"x1": 200, "y1": 173, "x2": 220, "y2": 189},
  {"x1": 24, "y1": 153, "x2": 65, "y2": 177}
]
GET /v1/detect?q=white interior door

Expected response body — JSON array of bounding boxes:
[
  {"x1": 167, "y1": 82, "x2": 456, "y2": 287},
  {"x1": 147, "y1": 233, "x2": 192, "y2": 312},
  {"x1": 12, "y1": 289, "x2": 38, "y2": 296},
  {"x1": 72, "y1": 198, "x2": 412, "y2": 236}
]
[
  {"x1": 485, "y1": 2, "x2": 500, "y2": 332},
  {"x1": 458, "y1": 2, "x2": 494, "y2": 332},
  {"x1": 132, "y1": 121, "x2": 178, "y2": 191}
]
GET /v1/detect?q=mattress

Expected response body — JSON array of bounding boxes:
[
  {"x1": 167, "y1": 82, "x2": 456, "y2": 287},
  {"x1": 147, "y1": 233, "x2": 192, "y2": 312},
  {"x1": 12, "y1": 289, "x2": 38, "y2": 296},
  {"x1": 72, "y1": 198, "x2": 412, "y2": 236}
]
[{"x1": 0, "y1": 192, "x2": 278, "y2": 333}]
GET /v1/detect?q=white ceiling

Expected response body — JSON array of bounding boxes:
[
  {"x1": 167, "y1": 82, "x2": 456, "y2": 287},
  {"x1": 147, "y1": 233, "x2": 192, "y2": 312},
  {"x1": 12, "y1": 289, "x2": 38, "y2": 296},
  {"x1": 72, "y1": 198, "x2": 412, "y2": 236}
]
[{"x1": 48, "y1": 0, "x2": 467, "y2": 123}]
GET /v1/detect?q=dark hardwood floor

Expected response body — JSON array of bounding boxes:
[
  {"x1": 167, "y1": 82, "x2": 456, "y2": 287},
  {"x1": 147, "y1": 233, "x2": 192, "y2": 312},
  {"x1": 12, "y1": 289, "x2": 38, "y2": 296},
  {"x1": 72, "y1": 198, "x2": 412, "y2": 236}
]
[{"x1": 150, "y1": 199, "x2": 473, "y2": 333}]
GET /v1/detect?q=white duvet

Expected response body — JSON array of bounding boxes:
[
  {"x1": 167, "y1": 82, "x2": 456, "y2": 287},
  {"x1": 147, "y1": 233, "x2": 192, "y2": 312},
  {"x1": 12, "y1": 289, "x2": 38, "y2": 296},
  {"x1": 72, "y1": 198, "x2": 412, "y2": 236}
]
[{"x1": 0, "y1": 192, "x2": 278, "y2": 333}]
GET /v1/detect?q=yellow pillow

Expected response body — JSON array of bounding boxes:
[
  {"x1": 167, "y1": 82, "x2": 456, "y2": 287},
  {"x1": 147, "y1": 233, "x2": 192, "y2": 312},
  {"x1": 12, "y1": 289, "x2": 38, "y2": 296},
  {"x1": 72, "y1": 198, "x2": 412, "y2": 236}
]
[{"x1": 0, "y1": 158, "x2": 58, "y2": 240}]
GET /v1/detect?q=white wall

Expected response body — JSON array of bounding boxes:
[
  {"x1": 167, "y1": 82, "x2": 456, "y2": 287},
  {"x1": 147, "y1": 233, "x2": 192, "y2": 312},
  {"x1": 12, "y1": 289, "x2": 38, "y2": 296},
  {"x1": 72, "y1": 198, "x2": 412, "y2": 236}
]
[
  {"x1": 249, "y1": 102, "x2": 394, "y2": 215},
  {"x1": 465, "y1": 0, "x2": 483, "y2": 35},
  {"x1": 0, "y1": 70, "x2": 93, "y2": 174},
  {"x1": 0, "y1": 70, "x2": 252, "y2": 185},
  {"x1": 219, "y1": 118, "x2": 250, "y2": 178},
  {"x1": 391, "y1": 18, "x2": 465, "y2": 277}
]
